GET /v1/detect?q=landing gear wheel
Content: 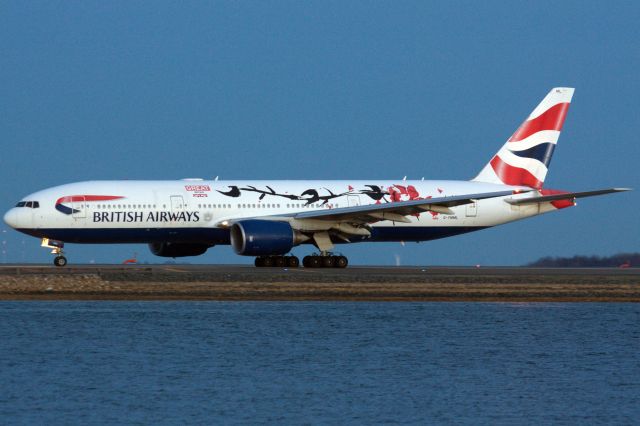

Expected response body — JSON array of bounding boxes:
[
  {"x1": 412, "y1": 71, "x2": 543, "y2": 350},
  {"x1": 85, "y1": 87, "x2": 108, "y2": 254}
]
[
  {"x1": 303, "y1": 254, "x2": 348, "y2": 268},
  {"x1": 54, "y1": 256, "x2": 67, "y2": 267},
  {"x1": 262, "y1": 256, "x2": 274, "y2": 267},
  {"x1": 274, "y1": 256, "x2": 286, "y2": 267},
  {"x1": 286, "y1": 256, "x2": 300, "y2": 268},
  {"x1": 335, "y1": 256, "x2": 348, "y2": 268},
  {"x1": 255, "y1": 257, "x2": 265, "y2": 267},
  {"x1": 303, "y1": 256, "x2": 321, "y2": 268},
  {"x1": 322, "y1": 256, "x2": 335, "y2": 268}
]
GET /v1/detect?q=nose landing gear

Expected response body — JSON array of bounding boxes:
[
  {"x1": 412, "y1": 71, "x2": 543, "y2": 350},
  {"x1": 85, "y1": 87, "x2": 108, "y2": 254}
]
[{"x1": 41, "y1": 238, "x2": 67, "y2": 267}]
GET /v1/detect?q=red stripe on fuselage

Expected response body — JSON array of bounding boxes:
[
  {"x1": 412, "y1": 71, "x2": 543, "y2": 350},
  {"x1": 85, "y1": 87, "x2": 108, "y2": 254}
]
[
  {"x1": 509, "y1": 102, "x2": 570, "y2": 142},
  {"x1": 56, "y1": 195, "x2": 125, "y2": 204},
  {"x1": 490, "y1": 156, "x2": 543, "y2": 189}
]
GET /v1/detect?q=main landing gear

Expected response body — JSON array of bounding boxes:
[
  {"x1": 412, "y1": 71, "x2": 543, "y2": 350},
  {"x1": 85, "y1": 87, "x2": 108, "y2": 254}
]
[
  {"x1": 254, "y1": 253, "x2": 349, "y2": 268},
  {"x1": 41, "y1": 238, "x2": 67, "y2": 267},
  {"x1": 302, "y1": 254, "x2": 348, "y2": 268},
  {"x1": 255, "y1": 255, "x2": 300, "y2": 268}
]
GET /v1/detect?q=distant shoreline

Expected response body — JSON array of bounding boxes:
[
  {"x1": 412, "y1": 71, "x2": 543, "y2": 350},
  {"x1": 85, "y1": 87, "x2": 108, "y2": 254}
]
[{"x1": 1, "y1": 265, "x2": 638, "y2": 302}]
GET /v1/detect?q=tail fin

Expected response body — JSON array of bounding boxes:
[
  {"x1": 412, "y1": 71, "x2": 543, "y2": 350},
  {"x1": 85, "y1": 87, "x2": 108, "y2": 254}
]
[{"x1": 473, "y1": 87, "x2": 574, "y2": 189}]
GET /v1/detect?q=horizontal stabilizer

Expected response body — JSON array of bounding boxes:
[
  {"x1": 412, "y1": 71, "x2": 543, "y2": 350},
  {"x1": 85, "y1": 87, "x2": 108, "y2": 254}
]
[{"x1": 506, "y1": 188, "x2": 631, "y2": 205}]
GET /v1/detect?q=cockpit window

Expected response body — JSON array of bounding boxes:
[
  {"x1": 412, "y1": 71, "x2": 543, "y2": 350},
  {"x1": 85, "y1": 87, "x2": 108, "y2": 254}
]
[{"x1": 15, "y1": 201, "x2": 40, "y2": 208}]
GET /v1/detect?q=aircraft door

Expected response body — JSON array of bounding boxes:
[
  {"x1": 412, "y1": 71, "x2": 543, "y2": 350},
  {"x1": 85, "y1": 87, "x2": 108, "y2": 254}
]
[
  {"x1": 465, "y1": 202, "x2": 477, "y2": 217},
  {"x1": 170, "y1": 195, "x2": 185, "y2": 212},
  {"x1": 72, "y1": 196, "x2": 86, "y2": 219}
]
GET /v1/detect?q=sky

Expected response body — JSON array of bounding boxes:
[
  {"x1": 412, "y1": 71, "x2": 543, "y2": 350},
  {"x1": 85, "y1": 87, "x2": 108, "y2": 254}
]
[{"x1": 0, "y1": 1, "x2": 638, "y2": 266}]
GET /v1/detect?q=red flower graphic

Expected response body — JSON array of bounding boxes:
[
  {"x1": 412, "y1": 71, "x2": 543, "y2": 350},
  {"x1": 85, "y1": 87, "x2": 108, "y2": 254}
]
[
  {"x1": 388, "y1": 185, "x2": 421, "y2": 202},
  {"x1": 387, "y1": 185, "x2": 440, "y2": 219}
]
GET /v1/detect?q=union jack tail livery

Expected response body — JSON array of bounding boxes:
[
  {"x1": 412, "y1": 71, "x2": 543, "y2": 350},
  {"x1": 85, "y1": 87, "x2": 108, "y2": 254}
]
[{"x1": 473, "y1": 87, "x2": 574, "y2": 189}]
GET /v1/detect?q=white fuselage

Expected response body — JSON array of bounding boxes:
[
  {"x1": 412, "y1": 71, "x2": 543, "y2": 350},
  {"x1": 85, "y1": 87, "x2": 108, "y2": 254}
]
[{"x1": 4, "y1": 179, "x2": 555, "y2": 246}]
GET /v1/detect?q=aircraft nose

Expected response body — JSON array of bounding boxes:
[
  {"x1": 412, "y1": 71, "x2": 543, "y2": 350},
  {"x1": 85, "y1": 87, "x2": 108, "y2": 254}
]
[{"x1": 3, "y1": 208, "x2": 19, "y2": 229}]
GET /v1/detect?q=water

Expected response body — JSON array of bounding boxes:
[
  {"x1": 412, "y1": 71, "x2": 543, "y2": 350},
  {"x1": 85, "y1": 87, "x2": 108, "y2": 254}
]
[{"x1": 0, "y1": 302, "x2": 638, "y2": 425}]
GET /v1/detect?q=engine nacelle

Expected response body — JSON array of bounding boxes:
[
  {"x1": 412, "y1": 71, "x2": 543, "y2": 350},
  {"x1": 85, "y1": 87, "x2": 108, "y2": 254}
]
[
  {"x1": 148, "y1": 242, "x2": 211, "y2": 258},
  {"x1": 230, "y1": 220, "x2": 299, "y2": 256}
]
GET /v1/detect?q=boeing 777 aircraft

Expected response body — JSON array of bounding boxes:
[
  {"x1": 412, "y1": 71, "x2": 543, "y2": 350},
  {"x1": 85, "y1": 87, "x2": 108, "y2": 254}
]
[{"x1": 3, "y1": 88, "x2": 630, "y2": 267}]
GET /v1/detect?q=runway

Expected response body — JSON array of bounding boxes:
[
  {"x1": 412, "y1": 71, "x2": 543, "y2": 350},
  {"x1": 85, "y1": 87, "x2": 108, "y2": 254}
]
[{"x1": 0, "y1": 264, "x2": 638, "y2": 301}]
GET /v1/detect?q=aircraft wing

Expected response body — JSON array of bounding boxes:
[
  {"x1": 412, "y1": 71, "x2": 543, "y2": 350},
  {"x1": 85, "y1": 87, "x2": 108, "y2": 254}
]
[
  {"x1": 289, "y1": 190, "x2": 515, "y2": 223},
  {"x1": 506, "y1": 188, "x2": 631, "y2": 205}
]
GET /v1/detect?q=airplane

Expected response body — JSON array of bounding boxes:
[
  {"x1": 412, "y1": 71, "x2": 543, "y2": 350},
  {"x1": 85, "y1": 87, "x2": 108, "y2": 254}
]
[{"x1": 3, "y1": 87, "x2": 630, "y2": 267}]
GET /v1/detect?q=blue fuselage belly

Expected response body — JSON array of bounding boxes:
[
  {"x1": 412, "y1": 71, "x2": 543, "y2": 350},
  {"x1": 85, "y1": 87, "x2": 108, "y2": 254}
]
[{"x1": 15, "y1": 226, "x2": 487, "y2": 245}]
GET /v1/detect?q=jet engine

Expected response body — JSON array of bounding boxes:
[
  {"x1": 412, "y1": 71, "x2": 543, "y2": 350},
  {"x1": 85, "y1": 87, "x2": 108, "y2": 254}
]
[
  {"x1": 230, "y1": 220, "x2": 307, "y2": 256},
  {"x1": 148, "y1": 242, "x2": 211, "y2": 258}
]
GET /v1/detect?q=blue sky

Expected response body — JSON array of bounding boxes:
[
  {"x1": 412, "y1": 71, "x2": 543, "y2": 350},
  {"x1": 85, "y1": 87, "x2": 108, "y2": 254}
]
[{"x1": 1, "y1": 1, "x2": 637, "y2": 265}]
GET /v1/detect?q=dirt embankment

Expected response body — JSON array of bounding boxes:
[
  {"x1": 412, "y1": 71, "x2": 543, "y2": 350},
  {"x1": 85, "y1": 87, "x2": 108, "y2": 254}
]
[{"x1": 1, "y1": 270, "x2": 638, "y2": 301}]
